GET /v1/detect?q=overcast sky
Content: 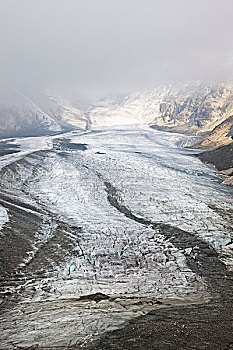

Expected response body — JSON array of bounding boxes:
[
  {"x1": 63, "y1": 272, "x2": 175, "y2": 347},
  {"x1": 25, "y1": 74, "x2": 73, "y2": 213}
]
[{"x1": 1, "y1": 0, "x2": 233, "y2": 94}]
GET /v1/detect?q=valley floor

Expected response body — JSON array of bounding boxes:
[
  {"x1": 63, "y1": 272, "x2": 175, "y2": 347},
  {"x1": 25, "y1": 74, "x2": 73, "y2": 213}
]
[{"x1": 0, "y1": 126, "x2": 232, "y2": 349}]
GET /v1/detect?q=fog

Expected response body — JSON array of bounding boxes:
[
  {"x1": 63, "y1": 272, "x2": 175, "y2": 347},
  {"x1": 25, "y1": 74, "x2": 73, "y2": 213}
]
[{"x1": 1, "y1": 0, "x2": 233, "y2": 94}]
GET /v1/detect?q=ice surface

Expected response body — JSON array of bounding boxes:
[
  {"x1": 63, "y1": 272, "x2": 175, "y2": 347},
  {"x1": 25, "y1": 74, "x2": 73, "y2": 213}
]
[
  {"x1": 0, "y1": 125, "x2": 232, "y2": 349},
  {"x1": 67, "y1": 126, "x2": 233, "y2": 266},
  {"x1": 0, "y1": 205, "x2": 8, "y2": 231},
  {"x1": 0, "y1": 135, "x2": 53, "y2": 171}
]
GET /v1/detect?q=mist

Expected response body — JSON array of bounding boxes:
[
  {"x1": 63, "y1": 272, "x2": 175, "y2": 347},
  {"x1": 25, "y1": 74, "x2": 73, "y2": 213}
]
[{"x1": 1, "y1": 0, "x2": 233, "y2": 95}]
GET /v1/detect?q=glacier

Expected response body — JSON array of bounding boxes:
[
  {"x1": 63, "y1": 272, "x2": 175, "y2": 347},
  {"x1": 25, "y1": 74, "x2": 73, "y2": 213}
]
[
  {"x1": 0, "y1": 205, "x2": 8, "y2": 231},
  {"x1": 0, "y1": 125, "x2": 232, "y2": 349}
]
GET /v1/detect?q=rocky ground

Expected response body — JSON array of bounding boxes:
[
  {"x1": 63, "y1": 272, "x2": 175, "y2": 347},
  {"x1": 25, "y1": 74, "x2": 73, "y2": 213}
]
[{"x1": 87, "y1": 300, "x2": 233, "y2": 350}]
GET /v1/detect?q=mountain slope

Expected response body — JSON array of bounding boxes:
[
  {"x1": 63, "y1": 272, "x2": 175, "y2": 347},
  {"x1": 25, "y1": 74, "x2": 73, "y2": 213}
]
[
  {"x1": 197, "y1": 143, "x2": 233, "y2": 185},
  {"x1": 151, "y1": 83, "x2": 233, "y2": 136},
  {"x1": 0, "y1": 89, "x2": 64, "y2": 137},
  {"x1": 32, "y1": 91, "x2": 88, "y2": 130},
  {"x1": 194, "y1": 115, "x2": 233, "y2": 150}
]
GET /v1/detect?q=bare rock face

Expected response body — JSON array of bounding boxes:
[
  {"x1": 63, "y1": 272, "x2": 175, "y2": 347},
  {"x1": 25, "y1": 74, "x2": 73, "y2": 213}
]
[
  {"x1": 151, "y1": 83, "x2": 233, "y2": 137},
  {"x1": 195, "y1": 115, "x2": 233, "y2": 150},
  {"x1": 222, "y1": 174, "x2": 233, "y2": 185}
]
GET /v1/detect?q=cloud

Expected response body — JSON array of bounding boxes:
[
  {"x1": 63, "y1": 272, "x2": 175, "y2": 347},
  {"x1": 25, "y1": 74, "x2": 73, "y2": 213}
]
[{"x1": 0, "y1": 0, "x2": 233, "y2": 93}]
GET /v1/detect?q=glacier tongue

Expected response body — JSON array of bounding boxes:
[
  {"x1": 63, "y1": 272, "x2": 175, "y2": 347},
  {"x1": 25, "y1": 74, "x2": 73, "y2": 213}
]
[{"x1": 0, "y1": 126, "x2": 232, "y2": 349}]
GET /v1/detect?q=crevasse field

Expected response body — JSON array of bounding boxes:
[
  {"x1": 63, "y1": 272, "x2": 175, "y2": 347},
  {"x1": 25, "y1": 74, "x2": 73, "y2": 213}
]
[{"x1": 0, "y1": 125, "x2": 232, "y2": 349}]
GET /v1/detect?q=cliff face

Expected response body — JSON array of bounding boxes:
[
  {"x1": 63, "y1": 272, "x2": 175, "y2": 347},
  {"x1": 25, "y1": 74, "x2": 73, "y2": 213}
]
[
  {"x1": 195, "y1": 115, "x2": 233, "y2": 150},
  {"x1": 151, "y1": 83, "x2": 233, "y2": 137}
]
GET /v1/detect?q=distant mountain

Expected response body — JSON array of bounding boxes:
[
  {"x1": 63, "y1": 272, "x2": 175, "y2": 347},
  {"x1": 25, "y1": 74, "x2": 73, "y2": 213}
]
[
  {"x1": 0, "y1": 83, "x2": 232, "y2": 184},
  {"x1": 193, "y1": 115, "x2": 233, "y2": 150},
  {"x1": 150, "y1": 83, "x2": 233, "y2": 137},
  {"x1": 32, "y1": 91, "x2": 88, "y2": 130},
  {"x1": 0, "y1": 89, "x2": 97, "y2": 137},
  {"x1": 0, "y1": 89, "x2": 63, "y2": 137}
]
